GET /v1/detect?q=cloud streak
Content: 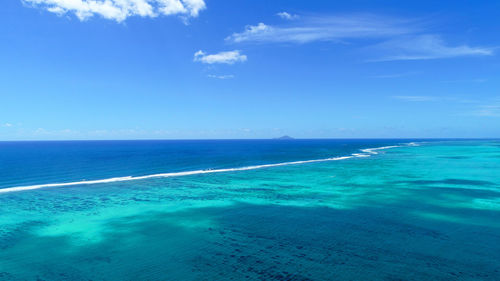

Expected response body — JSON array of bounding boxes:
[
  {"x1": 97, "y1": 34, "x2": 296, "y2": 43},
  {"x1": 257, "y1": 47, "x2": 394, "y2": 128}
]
[
  {"x1": 194, "y1": 50, "x2": 247, "y2": 64},
  {"x1": 226, "y1": 15, "x2": 493, "y2": 61},
  {"x1": 371, "y1": 72, "x2": 419, "y2": 79},
  {"x1": 392, "y1": 95, "x2": 437, "y2": 102},
  {"x1": 369, "y1": 35, "x2": 493, "y2": 61},
  {"x1": 23, "y1": 0, "x2": 206, "y2": 22},
  {"x1": 207, "y1": 74, "x2": 235, "y2": 79},
  {"x1": 474, "y1": 105, "x2": 500, "y2": 117},
  {"x1": 226, "y1": 15, "x2": 416, "y2": 44}
]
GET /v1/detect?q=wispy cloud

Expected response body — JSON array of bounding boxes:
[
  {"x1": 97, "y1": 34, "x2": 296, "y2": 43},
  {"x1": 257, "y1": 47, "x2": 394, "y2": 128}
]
[
  {"x1": 194, "y1": 50, "x2": 247, "y2": 64},
  {"x1": 392, "y1": 95, "x2": 500, "y2": 118},
  {"x1": 226, "y1": 14, "x2": 493, "y2": 61},
  {"x1": 226, "y1": 15, "x2": 416, "y2": 44},
  {"x1": 473, "y1": 105, "x2": 500, "y2": 117},
  {"x1": 207, "y1": 74, "x2": 234, "y2": 79},
  {"x1": 393, "y1": 95, "x2": 484, "y2": 105},
  {"x1": 442, "y1": 78, "x2": 488, "y2": 83},
  {"x1": 22, "y1": 0, "x2": 206, "y2": 22},
  {"x1": 369, "y1": 35, "x2": 493, "y2": 61},
  {"x1": 277, "y1": 11, "x2": 298, "y2": 20},
  {"x1": 1, "y1": 123, "x2": 13, "y2": 127},
  {"x1": 392, "y1": 95, "x2": 437, "y2": 102},
  {"x1": 371, "y1": 72, "x2": 418, "y2": 79}
]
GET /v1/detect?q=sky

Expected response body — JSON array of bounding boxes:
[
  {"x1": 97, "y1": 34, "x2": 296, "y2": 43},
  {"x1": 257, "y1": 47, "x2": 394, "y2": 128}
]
[{"x1": 1, "y1": 0, "x2": 499, "y2": 140}]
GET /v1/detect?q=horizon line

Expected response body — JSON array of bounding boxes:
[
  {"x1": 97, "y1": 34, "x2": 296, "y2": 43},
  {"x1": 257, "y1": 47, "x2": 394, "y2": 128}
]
[{"x1": 0, "y1": 137, "x2": 498, "y2": 142}]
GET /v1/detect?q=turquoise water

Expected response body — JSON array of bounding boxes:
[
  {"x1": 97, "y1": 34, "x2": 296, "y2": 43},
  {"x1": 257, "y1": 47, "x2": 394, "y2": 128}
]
[{"x1": 1, "y1": 140, "x2": 499, "y2": 280}]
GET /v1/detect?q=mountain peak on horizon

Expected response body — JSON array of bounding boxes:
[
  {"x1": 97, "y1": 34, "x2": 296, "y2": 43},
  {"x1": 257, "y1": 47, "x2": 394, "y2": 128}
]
[{"x1": 274, "y1": 135, "x2": 294, "y2": 140}]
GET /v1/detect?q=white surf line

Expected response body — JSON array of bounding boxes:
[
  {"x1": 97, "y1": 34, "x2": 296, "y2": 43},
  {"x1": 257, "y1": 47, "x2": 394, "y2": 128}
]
[
  {"x1": 360, "y1": 145, "x2": 401, "y2": 155},
  {"x1": 0, "y1": 143, "x2": 416, "y2": 194},
  {"x1": 0, "y1": 156, "x2": 353, "y2": 194}
]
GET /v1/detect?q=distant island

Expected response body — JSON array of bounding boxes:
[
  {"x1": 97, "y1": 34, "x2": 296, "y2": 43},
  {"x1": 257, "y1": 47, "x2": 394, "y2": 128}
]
[{"x1": 274, "y1": 135, "x2": 294, "y2": 140}]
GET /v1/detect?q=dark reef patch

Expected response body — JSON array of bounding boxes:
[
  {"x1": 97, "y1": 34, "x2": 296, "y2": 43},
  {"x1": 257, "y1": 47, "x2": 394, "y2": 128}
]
[
  {"x1": 393, "y1": 178, "x2": 496, "y2": 187},
  {"x1": 1, "y1": 203, "x2": 500, "y2": 280}
]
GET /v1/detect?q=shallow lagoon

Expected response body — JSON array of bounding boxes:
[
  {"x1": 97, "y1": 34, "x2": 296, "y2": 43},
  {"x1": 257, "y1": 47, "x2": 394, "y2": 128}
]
[{"x1": 1, "y1": 140, "x2": 499, "y2": 280}]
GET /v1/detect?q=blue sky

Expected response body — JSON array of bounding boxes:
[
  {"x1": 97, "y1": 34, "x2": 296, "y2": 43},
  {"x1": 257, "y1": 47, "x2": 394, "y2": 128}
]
[{"x1": 1, "y1": 0, "x2": 499, "y2": 140}]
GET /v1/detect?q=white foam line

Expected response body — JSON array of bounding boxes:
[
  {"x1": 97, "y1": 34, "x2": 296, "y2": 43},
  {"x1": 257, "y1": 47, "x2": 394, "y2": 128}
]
[
  {"x1": 351, "y1": 153, "x2": 370, "y2": 158},
  {"x1": 0, "y1": 143, "x2": 415, "y2": 194},
  {"x1": 360, "y1": 145, "x2": 401, "y2": 155}
]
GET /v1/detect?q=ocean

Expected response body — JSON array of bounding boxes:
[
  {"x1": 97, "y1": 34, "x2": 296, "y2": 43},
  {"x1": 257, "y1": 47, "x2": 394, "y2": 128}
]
[{"x1": 0, "y1": 139, "x2": 499, "y2": 280}]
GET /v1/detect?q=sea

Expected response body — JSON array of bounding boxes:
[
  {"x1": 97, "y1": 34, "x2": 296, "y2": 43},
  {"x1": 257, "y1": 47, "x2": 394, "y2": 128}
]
[{"x1": 0, "y1": 139, "x2": 499, "y2": 280}]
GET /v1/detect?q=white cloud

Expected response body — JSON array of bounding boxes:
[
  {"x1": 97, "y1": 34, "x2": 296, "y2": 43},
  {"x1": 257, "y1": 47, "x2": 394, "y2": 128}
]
[
  {"x1": 207, "y1": 74, "x2": 235, "y2": 79},
  {"x1": 392, "y1": 95, "x2": 437, "y2": 102},
  {"x1": 371, "y1": 72, "x2": 418, "y2": 79},
  {"x1": 226, "y1": 15, "x2": 415, "y2": 44},
  {"x1": 277, "y1": 11, "x2": 298, "y2": 20},
  {"x1": 181, "y1": 0, "x2": 205, "y2": 17},
  {"x1": 227, "y1": 23, "x2": 271, "y2": 43},
  {"x1": 1, "y1": 123, "x2": 13, "y2": 127},
  {"x1": 157, "y1": 0, "x2": 186, "y2": 16},
  {"x1": 23, "y1": 0, "x2": 206, "y2": 22},
  {"x1": 370, "y1": 35, "x2": 493, "y2": 61},
  {"x1": 194, "y1": 50, "x2": 247, "y2": 64}
]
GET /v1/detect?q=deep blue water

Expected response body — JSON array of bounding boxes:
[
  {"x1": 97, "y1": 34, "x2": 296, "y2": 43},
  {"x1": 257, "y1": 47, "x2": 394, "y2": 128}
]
[{"x1": 0, "y1": 139, "x2": 416, "y2": 189}]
